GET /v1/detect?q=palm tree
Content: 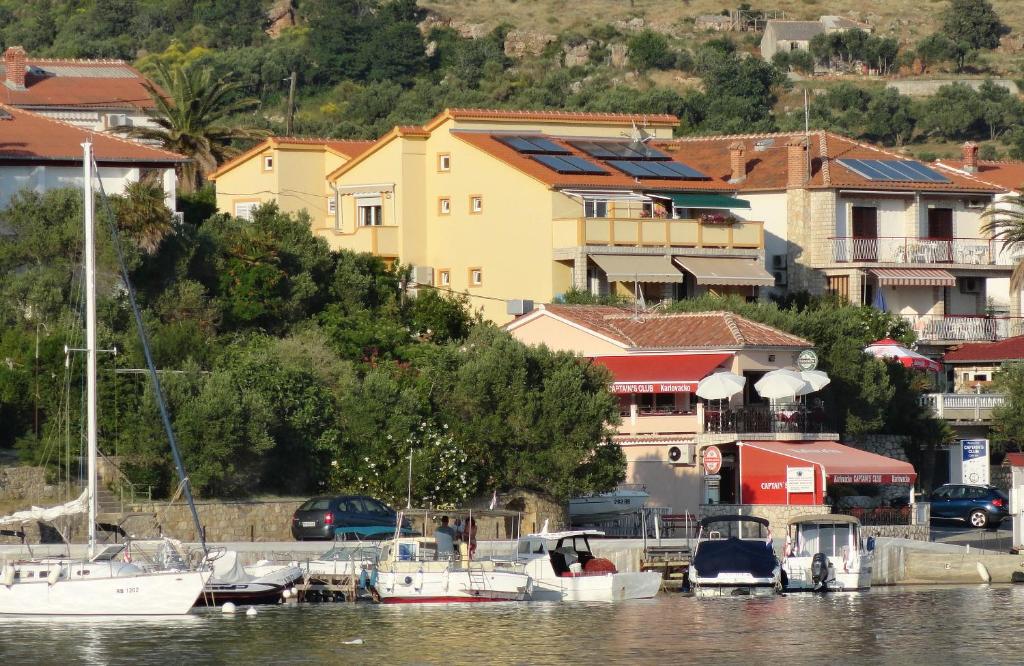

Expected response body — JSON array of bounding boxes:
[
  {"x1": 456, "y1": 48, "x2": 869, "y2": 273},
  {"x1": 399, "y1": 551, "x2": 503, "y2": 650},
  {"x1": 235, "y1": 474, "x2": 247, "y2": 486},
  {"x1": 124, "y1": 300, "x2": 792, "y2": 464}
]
[
  {"x1": 982, "y1": 195, "x2": 1024, "y2": 317},
  {"x1": 116, "y1": 62, "x2": 269, "y2": 193}
]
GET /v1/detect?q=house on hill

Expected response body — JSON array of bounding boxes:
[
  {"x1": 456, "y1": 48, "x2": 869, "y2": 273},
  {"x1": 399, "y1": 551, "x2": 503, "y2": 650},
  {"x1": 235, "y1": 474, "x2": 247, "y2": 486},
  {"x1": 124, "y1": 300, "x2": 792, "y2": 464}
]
[
  {"x1": 0, "y1": 46, "x2": 159, "y2": 133},
  {"x1": 760, "y1": 16, "x2": 872, "y2": 61},
  {"x1": 0, "y1": 103, "x2": 184, "y2": 210}
]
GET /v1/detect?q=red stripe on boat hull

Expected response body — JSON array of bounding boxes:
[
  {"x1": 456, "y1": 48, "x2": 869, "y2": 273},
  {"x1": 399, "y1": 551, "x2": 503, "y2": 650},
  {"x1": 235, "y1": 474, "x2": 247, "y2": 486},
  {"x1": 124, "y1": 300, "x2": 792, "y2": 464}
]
[{"x1": 379, "y1": 595, "x2": 519, "y2": 604}]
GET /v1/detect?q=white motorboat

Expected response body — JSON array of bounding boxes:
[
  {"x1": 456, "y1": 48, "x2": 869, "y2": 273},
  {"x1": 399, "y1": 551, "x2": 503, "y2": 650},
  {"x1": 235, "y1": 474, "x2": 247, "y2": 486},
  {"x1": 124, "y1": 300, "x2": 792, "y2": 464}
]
[
  {"x1": 516, "y1": 530, "x2": 662, "y2": 602},
  {"x1": 198, "y1": 550, "x2": 304, "y2": 606},
  {"x1": 303, "y1": 543, "x2": 379, "y2": 579},
  {"x1": 781, "y1": 514, "x2": 873, "y2": 592},
  {"x1": 0, "y1": 142, "x2": 209, "y2": 615},
  {"x1": 690, "y1": 515, "x2": 781, "y2": 597},
  {"x1": 371, "y1": 537, "x2": 532, "y2": 604},
  {"x1": 569, "y1": 486, "x2": 649, "y2": 520}
]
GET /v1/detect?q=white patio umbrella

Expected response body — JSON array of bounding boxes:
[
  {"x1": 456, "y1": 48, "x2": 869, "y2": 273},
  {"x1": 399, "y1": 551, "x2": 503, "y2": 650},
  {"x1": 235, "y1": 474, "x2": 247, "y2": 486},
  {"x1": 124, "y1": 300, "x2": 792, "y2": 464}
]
[
  {"x1": 755, "y1": 369, "x2": 811, "y2": 400},
  {"x1": 696, "y1": 371, "x2": 746, "y2": 401},
  {"x1": 799, "y1": 369, "x2": 831, "y2": 394}
]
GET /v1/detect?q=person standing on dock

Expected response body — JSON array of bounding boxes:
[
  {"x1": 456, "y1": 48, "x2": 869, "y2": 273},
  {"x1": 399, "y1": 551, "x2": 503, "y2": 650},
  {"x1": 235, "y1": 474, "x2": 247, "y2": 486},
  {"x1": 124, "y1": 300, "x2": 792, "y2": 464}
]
[
  {"x1": 463, "y1": 517, "x2": 478, "y2": 559},
  {"x1": 435, "y1": 516, "x2": 457, "y2": 559}
]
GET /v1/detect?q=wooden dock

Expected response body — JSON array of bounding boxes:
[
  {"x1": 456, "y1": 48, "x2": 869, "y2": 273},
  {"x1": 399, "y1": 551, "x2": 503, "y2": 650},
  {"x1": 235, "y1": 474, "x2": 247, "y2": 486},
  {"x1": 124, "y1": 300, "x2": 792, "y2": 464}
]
[
  {"x1": 641, "y1": 544, "x2": 692, "y2": 591},
  {"x1": 294, "y1": 572, "x2": 363, "y2": 602}
]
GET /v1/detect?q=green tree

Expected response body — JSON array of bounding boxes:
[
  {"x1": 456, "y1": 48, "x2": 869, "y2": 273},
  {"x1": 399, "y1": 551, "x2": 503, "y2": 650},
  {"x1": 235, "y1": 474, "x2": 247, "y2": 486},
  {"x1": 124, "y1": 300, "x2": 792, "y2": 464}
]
[
  {"x1": 918, "y1": 83, "x2": 984, "y2": 140},
  {"x1": 115, "y1": 62, "x2": 269, "y2": 193},
  {"x1": 991, "y1": 362, "x2": 1024, "y2": 454},
  {"x1": 864, "y1": 88, "x2": 916, "y2": 146},
  {"x1": 915, "y1": 33, "x2": 956, "y2": 73},
  {"x1": 941, "y1": 0, "x2": 1010, "y2": 71},
  {"x1": 627, "y1": 30, "x2": 674, "y2": 71},
  {"x1": 976, "y1": 80, "x2": 1024, "y2": 141}
]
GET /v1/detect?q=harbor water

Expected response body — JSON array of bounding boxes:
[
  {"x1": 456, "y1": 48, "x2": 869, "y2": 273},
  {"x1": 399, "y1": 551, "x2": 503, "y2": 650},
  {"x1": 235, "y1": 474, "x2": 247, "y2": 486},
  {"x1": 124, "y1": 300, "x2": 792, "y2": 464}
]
[{"x1": 0, "y1": 585, "x2": 1019, "y2": 665}]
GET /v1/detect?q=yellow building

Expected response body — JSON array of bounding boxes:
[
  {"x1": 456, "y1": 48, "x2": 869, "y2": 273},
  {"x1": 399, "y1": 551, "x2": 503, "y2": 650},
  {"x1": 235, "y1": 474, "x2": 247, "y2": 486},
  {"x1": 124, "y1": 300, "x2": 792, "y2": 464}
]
[
  {"x1": 325, "y1": 109, "x2": 771, "y2": 322},
  {"x1": 209, "y1": 136, "x2": 374, "y2": 226}
]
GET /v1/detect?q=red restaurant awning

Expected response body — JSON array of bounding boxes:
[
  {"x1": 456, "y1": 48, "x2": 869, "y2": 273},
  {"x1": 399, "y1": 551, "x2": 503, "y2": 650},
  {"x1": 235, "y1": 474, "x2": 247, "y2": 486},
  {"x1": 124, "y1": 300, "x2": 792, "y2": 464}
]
[
  {"x1": 591, "y1": 353, "x2": 732, "y2": 394},
  {"x1": 739, "y1": 440, "x2": 917, "y2": 505}
]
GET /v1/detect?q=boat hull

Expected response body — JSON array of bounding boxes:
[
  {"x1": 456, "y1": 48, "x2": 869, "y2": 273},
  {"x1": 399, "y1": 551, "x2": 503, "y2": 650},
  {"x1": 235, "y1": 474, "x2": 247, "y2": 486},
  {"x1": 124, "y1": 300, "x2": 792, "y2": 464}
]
[
  {"x1": 783, "y1": 557, "x2": 872, "y2": 592},
  {"x1": 373, "y1": 570, "x2": 531, "y2": 604},
  {"x1": 0, "y1": 567, "x2": 209, "y2": 616},
  {"x1": 528, "y1": 571, "x2": 662, "y2": 602}
]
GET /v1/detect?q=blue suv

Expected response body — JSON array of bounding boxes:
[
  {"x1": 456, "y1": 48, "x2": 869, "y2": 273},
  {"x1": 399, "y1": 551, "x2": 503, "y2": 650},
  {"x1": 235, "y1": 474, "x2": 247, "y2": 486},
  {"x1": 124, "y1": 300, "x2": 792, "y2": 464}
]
[
  {"x1": 929, "y1": 484, "x2": 1009, "y2": 528},
  {"x1": 291, "y1": 495, "x2": 413, "y2": 541}
]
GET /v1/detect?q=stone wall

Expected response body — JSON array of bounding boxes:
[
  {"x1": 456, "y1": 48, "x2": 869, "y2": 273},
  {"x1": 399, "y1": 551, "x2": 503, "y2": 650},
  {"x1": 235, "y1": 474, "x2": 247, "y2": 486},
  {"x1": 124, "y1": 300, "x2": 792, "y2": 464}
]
[
  {"x1": 0, "y1": 466, "x2": 57, "y2": 503},
  {"x1": 127, "y1": 498, "x2": 306, "y2": 542},
  {"x1": 700, "y1": 503, "x2": 828, "y2": 533}
]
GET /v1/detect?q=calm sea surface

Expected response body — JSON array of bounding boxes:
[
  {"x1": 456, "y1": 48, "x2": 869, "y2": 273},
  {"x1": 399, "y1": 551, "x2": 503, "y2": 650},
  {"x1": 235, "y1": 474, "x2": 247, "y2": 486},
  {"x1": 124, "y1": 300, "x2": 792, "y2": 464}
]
[{"x1": 0, "y1": 585, "x2": 1019, "y2": 665}]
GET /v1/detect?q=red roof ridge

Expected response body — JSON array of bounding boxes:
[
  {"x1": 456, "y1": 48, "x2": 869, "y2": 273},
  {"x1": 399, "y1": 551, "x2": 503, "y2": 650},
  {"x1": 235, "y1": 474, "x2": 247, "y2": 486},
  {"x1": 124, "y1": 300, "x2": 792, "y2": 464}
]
[
  {"x1": 673, "y1": 131, "x2": 803, "y2": 143},
  {"x1": 272, "y1": 136, "x2": 374, "y2": 143},
  {"x1": 444, "y1": 107, "x2": 678, "y2": 124},
  {"x1": 722, "y1": 312, "x2": 745, "y2": 345},
  {"x1": 27, "y1": 57, "x2": 132, "y2": 66},
  {"x1": 0, "y1": 103, "x2": 185, "y2": 161},
  {"x1": 818, "y1": 131, "x2": 832, "y2": 186}
]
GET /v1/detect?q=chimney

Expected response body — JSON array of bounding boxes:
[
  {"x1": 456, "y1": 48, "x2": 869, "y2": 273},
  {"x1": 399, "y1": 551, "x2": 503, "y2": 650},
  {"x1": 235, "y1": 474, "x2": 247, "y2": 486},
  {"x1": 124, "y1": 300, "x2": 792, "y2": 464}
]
[
  {"x1": 3, "y1": 46, "x2": 26, "y2": 90},
  {"x1": 728, "y1": 141, "x2": 746, "y2": 184},
  {"x1": 785, "y1": 137, "x2": 808, "y2": 188},
  {"x1": 962, "y1": 141, "x2": 979, "y2": 174}
]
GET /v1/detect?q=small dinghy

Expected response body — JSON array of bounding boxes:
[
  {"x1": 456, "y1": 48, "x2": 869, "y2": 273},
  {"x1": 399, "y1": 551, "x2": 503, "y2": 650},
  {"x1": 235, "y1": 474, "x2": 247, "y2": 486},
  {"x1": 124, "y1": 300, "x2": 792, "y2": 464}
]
[{"x1": 198, "y1": 550, "x2": 303, "y2": 606}]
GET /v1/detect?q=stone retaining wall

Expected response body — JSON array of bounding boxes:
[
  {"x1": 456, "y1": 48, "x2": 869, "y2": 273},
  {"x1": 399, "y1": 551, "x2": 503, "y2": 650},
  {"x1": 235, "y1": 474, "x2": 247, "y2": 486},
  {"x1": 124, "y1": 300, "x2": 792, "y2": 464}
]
[
  {"x1": 127, "y1": 498, "x2": 306, "y2": 542},
  {"x1": 0, "y1": 466, "x2": 57, "y2": 503},
  {"x1": 700, "y1": 503, "x2": 829, "y2": 533}
]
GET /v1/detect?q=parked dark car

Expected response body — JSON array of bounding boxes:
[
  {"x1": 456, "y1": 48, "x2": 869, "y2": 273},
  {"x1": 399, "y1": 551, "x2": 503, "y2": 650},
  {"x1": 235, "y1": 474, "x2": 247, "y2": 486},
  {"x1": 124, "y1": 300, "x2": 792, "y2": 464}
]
[
  {"x1": 291, "y1": 495, "x2": 412, "y2": 541},
  {"x1": 928, "y1": 484, "x2": 1009, "y2": 528}
]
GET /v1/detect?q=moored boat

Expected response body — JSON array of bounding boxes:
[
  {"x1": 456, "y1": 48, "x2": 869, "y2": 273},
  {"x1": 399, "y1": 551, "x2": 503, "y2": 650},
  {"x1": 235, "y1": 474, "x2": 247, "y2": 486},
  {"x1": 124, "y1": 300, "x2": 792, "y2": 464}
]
[
  {"x1": 781, "y1": 514, "x2": 873, "y2": 592},
  {"x1": 690, "y1": 515, "x2": 781, "y2": 597},
  {"x1": 370, "y1": 537, "x2": 532, "y2": 604},
  {"x1": 569, "y1": 486, "x2": 650, "y2": 521},
  {"x1": 197, "y1": 550, "x2": 304, "y2": 606},
  {"x1": 516, "y1": 529, "x2": 662, "y2": 601}
]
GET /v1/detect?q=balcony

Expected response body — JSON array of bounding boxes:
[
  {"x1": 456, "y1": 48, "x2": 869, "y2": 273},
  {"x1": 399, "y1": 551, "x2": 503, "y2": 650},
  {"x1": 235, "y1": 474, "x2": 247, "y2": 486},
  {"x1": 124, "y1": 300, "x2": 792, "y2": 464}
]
[
  {"x1": 321, "y1": 224, "x2": 400, "y2": 256},
  {"x1": 902, "y1": 314, "x2": 1024, "y2": 342},
  {"x1": 828, "y1": 236, "x2": 1005, "y2": 265},
  {"x1": 554, "y1": 217, "x2": 764, "y2": 251},
  {"x1": 702, "y1": 404, "x2": 833, "y2": 435},
  {"x1": 619, "y1": 410, "x2": 700, "y2": 436},
  {"x1": 920, "y1": 393, "x2": 1006, "y2": 421}
]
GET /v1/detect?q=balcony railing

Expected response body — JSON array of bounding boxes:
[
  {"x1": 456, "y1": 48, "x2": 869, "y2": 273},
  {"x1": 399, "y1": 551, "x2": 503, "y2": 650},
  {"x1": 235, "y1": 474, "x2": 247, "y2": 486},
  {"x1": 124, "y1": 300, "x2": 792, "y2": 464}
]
[
  {"x1": 902, "y1": 314, "x2": 1024, "y2": 342},
  {"x1": 703, "y1": 404, "x2": 833, "y2": 434},
  {"x1": 920, "y1": 393, "x2": 1006, "y2": 421},
  {"x1": 554, "y1": 217, "x2": 764, "y2": 250},
  {"x1": 828, "y1": 236, "x2": 1004, "y2": 265}
]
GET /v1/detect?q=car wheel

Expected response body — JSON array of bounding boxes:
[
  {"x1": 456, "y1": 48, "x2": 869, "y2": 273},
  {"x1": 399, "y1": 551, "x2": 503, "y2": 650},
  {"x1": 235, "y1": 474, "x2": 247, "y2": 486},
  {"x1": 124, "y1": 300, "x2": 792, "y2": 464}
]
[{"x1": 969, "y1": 510, "x2": 988, "y2": 528}]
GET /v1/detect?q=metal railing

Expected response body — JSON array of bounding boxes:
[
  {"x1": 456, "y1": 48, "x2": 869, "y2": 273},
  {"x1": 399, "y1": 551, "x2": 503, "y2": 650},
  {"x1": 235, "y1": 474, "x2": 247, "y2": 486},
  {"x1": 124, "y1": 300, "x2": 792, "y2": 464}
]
[
  {"x1": 703, "y1": 404, "x2": 833, "y2": 434},
  {"x1": 98, "y1": 450, "x2": 152, "y2": 513},
  {"x1": 828, "y1": 236, "x2": 1004, "y2": 265},
  {"x1": 902, "y1": 314, "x2": 1024, "y2": 342},
  {"x1": 920, "y1": 393, "x2": 1006, "y2": 421},
  {"x1": 833, "y1": 502, "x2": 929, "y2": 526}
]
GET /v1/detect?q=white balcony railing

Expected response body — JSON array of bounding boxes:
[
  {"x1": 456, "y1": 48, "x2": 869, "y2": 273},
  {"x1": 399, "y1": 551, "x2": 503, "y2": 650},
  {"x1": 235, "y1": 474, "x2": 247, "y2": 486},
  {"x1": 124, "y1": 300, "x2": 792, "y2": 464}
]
[
  {"x1": 902, "y1": 314, "x2": 1024, "y2": 342},
  {"x1": 920, "y1": 393, "x2": 1007, "y2": 421},
  {"x1": 828, "y1": 237, "x2": 1003, "y2": 265}
]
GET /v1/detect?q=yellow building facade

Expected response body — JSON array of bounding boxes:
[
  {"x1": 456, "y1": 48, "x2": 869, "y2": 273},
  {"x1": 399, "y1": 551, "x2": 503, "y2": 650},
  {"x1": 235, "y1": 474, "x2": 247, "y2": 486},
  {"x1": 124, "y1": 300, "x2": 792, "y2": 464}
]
[
  {"x1": 326, "y1": 109, "x2": 771, "y2": 323},
  {"x1": 209, "y1": 137, "x2": 374, "y2": 229}
]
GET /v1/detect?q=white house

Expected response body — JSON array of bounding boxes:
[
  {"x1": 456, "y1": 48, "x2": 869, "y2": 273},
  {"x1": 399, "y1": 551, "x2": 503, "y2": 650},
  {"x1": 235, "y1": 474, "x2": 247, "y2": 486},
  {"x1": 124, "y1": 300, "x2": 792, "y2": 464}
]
[{"x1": 0, "y1": 103, "x2": 183, "y2": 211}]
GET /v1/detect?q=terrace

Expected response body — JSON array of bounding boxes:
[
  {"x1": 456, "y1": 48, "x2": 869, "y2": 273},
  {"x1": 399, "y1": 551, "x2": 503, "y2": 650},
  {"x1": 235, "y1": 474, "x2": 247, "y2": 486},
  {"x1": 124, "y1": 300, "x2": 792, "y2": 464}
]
[
  {"x1": 828, "y1": 236, "x2": 1008, "y2": 266},
  {"x1": 902, "y1": 314, "x2": 1024, "y2": 342},
  {"x1": 554, "y1": 216, "x2": 764, "y2": 251}
]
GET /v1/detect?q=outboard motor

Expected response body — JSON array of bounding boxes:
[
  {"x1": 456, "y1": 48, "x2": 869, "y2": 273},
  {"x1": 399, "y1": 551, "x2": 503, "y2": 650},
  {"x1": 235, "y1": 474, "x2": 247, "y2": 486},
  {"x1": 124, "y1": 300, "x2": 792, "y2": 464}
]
[{"x1": 810, "y1": 552, "x2": 830, "y2": 592}]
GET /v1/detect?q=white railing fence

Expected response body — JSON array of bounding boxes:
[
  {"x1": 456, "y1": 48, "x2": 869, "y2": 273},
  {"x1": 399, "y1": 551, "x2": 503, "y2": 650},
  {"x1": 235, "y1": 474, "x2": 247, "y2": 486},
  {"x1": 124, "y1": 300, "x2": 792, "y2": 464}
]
[{"x1": 920, "y1": 393, "x2": 1007, "y2": 420}]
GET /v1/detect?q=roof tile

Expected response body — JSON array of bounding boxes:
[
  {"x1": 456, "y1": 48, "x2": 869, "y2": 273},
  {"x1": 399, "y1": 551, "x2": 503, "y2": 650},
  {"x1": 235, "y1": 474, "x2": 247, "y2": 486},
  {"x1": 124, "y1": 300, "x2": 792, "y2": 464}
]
[
  {"x1": 944, "y1": 335, "x2": 1024, "y2": 363},
  {"x1": 0, "y1": 58, "x2": 155, "y2": 110}
]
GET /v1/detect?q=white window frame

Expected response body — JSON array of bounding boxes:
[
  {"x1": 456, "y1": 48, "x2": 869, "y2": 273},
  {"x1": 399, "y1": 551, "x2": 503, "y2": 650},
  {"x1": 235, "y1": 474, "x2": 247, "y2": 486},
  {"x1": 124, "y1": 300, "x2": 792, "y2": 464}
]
[
  {"x1": 439, "y1": 198, "x2": 451, "y2": 215},
  {"x1": 439, "y1": 154, "x2": 451, "y2": 172},
  {"x1": 234, "y1": 201, "x2": 259, "y2": 220},
  {"x1": 470, "y1": 196, "x2": 482, "y2": 214},
  {"x1": 262, "y1": 155, "x2": 274, "y2": 171},
  {"x1": 469, "y1": 268, "x2": 483, "y2": 286}
]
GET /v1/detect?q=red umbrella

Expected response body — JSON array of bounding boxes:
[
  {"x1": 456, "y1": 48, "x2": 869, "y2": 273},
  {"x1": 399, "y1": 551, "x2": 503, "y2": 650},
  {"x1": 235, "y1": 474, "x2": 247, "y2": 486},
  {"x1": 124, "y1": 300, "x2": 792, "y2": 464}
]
[{"x1": 864, "y1": 338, "x2": 942, "y2": 373}]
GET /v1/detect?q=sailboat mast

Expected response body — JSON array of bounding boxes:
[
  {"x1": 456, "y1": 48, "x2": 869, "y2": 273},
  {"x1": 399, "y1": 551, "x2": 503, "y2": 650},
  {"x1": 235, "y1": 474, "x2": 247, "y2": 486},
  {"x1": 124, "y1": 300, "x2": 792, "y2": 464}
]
[{"x1": 82, "y1": 140, "x2": 97, "y2": 559}]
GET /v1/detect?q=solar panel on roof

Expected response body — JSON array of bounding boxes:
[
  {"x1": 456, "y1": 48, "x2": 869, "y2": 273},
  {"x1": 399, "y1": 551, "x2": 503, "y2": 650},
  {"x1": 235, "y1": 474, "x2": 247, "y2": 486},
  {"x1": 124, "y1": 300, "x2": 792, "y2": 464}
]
[
  {"x1": 607, "y1": 160, "x2": 709, "y2": 180},
  {"x1": 570, "y1": 140, "x2": 669, "y2": 161},
  {"x1": 532, "y1": 154, "x2": 608, "y2": 175},
  {"x1": 497, "y1": 135, "x2": 569, "y2": 154},
  {"x1": 836, "y1": 158, "x2": 950, "y2": 184}
]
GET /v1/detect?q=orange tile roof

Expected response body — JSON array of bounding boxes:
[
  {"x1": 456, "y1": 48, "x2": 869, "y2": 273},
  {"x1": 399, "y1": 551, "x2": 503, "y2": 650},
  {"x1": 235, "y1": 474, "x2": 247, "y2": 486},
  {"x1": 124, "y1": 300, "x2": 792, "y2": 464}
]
[
  {"x1": 1, "y1": 58, "x2": 156, "y2": 110},
  {"x1": 454, "y1": 132, "x2": 736, "y2": 192},
  {"x1": 539, "y1": 304, "x2": 812, "y2": 350},
  {"x1": 935, "y1": 159, "x2": 1024, "y2": 192},
  {"x1": 674, "y1": 131, "x2": 1002, "y2": 194},
  {"x1": 944, "y1": 335, "x2": 1024, "y2": 363},
  {"x1": 208, "y1": 137, "x2": 376, "y2": 180},
  {"x1": 440, "y1": 108, "x2": 678, "y2": 127},
  {"x1": 0, "y1": 104, "x2": 184, "y2": 163}
]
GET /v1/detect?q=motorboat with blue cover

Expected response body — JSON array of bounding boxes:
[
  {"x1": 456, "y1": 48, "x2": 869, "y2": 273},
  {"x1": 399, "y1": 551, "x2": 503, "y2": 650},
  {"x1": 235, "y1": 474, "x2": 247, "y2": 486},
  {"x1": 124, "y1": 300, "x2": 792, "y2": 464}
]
[{"x1": 690, "y1": 515, "x2": 781, "y2": 596}]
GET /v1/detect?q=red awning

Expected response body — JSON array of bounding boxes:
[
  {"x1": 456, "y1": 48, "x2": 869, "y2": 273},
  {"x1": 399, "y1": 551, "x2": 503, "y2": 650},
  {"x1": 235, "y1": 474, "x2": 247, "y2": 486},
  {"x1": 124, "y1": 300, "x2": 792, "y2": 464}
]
[
  {"x1": 591, "y1": 353, "x2": 732, "y2": 394},
  {"x1": 744, "y1": 440, "x2": 917, "y2": 485}
]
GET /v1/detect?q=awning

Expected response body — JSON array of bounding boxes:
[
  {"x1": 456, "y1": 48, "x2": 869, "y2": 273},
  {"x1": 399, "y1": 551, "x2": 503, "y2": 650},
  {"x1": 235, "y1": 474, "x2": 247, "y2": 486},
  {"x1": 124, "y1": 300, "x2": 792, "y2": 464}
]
[
  {"x1": 870, "y1": 268, "x2": 955, "y2": 287},
  {"x1": 334, "y1": 183, "x2": 395, "y2": 195},
  {"x1": 673, "y1": 256, "x2": 775, "y2": 287},
  {"x1": 741, "y1": 440, "x2": 916, "y2": 500},
  {"x1": 660, "y1": 193, "x2": 752, "y2": 210},
  {"x1": 591, "y1": 353, "x2": 733, "y2": 394},
  {"x1": 590, "y1": 254, "x2": 684, "y2": 283}
]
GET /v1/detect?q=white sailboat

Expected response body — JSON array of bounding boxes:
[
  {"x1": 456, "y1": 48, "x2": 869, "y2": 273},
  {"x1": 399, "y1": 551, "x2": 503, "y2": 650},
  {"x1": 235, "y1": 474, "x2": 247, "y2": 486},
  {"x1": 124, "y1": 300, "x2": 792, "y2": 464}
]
[{"x1": 0, "y1": 142, "x2": 209, "y2": 615}]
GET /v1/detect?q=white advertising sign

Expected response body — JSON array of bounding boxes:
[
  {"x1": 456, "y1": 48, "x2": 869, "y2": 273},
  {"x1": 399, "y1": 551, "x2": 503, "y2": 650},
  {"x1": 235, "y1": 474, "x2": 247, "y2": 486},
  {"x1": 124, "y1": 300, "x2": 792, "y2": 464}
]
[
  {"x1": 787, "y1": 466, "x2": 815, "y2": 493},
  {"x1": 958, "y1": 439, "x2": 990, "y2": 485}
]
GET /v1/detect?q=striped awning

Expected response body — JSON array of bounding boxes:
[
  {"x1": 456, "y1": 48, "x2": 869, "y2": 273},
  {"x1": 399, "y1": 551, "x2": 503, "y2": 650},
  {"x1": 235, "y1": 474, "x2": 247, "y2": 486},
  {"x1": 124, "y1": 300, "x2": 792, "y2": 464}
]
[{"x1": 869, "y1": 268, "x2": 956, "y2": 287}]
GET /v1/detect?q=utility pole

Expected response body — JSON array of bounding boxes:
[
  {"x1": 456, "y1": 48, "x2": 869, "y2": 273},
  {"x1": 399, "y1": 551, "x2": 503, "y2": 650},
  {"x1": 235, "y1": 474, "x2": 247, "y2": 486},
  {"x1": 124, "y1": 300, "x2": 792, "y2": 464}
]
[{"x1": 285, "y1": 71, "x2": 297, "y2": 135}]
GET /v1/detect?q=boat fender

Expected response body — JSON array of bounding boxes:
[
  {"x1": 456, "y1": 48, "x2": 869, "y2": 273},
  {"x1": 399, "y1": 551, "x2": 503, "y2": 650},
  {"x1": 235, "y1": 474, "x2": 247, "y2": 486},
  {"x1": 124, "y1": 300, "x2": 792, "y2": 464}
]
[
  {"x1": 358, "y1": 569, "x2": 368, "y2": 589},
  {"x1": 246, "y1": 606, "x2": 258, "y2": 617},
  {"x1": 977, "y1": 562, "x2": 991, "y2": 584},
  {"x1": 282, "y1": 588, "x2": 292, "y2": 599},
  {"x1": 369, "y1": 569, "x2": 378, "y2": 588},
  {"x1": 222, "y1": 602, "x2": 237, "y2": 614},
  {"x1": 402, "y1": 575, "x2": 413, "y2": 586},
  {"x1": 46, "y1": 567, "x2": 61, "y2": 585}
]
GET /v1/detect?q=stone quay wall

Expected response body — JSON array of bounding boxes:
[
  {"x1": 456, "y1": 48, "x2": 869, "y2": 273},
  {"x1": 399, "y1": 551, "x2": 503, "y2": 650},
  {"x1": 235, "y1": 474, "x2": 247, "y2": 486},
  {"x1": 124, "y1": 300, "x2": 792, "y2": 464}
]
[
  {"x1": 127, "y1": 498, "x2": 306, "y2": 542},
  {"x1": 0, "y1": 466, "x2": 58, "y2": 503}
]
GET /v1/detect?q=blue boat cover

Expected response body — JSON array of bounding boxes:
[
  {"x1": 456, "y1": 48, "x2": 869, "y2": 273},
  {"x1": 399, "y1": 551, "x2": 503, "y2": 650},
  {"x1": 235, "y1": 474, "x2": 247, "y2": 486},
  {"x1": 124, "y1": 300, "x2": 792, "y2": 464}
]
[{"x1": 693, "y1": 538, "x2": 777, "y2": 578}]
